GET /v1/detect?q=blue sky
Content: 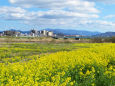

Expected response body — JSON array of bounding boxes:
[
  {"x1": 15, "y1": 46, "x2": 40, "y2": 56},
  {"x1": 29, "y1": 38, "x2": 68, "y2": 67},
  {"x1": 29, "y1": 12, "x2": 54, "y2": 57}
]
[{"x1": 0, "y1": 0, "x2": 115, "y2": 32}]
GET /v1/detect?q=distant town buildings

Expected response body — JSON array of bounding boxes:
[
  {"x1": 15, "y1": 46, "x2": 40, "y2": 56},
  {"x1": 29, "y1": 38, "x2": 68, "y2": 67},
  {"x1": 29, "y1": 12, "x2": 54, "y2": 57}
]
[
  {"x1": 0, "y1": 29, "x2": 81, "y2": 40},
  {"x1": 3, "y1": 31, "x2": 20, "y2": 37},
  {"x1": 1, "y1": 29, "x2": 54, "y2": 37},
  {"x1": 31, "y1": 29, "x2": 54, "y2": 37}
]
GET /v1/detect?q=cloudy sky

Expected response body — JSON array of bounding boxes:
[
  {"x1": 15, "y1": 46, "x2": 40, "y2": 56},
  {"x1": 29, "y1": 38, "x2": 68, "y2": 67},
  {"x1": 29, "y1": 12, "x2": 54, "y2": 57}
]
[{"x1": 0, "y1": 0, "x2": 115, "y2": 32}]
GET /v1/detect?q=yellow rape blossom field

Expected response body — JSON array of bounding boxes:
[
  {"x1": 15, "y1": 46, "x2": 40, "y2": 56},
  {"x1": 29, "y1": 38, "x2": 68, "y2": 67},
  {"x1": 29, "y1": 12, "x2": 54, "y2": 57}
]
[{"x1": 0, "y1": 43, "x2": 115, "y2": 86}]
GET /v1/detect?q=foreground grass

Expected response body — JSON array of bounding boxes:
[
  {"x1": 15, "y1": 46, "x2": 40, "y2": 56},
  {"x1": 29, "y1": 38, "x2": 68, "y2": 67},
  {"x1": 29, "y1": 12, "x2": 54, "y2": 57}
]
[
  {"x1": 0, "y1": 43, "x2": 115, "y2": 86},
  {"x1": 0, "y1": 43, "x2": 89, "y2": 63}
]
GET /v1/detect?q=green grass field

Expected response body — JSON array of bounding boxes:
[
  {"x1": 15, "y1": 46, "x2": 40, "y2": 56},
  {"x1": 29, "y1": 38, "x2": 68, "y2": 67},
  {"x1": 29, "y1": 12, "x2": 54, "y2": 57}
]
[{"x1": 0, "y1": 43, "x2": 86, "y2": 63}]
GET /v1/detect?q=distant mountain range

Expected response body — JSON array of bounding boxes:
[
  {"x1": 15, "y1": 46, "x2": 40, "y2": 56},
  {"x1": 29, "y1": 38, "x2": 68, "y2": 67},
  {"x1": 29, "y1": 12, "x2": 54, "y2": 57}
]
[
  {"x1": 93, "y1": 32, "x2": 115, "y2": 37},
  {"x1": 45, "y1": 29, "x2": 101, "y2": 36}
]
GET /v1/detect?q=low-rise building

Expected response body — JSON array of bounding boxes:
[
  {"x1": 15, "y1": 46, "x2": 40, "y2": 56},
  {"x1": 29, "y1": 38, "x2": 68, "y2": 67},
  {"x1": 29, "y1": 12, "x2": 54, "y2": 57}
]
[
  {"x1": 3, "y1": 31, "x2": 20, "y2": 36},
  {"x1": 47, "y1": 31, "x2": 53, "y2": 37},
  {"x1": 0, "y1": 32, "x2": 3, "y2": 36},
  {"x1": 30, "y1": 29, "x2": 39, "y2": 37},
  {"x1": 38, "y1": 30, "x2": 54, "y2": 37},
  {"x1": 64, "y1": 35, "x2": 81, "y2": 40}
]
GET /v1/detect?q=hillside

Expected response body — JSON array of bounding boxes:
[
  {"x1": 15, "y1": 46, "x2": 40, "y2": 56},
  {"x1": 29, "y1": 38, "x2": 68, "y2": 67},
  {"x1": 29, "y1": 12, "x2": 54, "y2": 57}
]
[{"x1": 93, "y1": 32, "x2": 115, "y2": 37}]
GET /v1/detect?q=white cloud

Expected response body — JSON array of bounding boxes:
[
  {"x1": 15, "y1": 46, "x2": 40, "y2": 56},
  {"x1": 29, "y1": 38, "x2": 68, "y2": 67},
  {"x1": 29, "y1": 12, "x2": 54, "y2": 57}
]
[
  {"x1": 0, "y1": 6, "x2": 27, "y2": 20},
  {"x1": 85, "y1": 0, "x2": 115, "y2": 4},
  {"x1": 82, "y1": 20, "x2": 115, "y2": 32},
  {"x1": 4, "y1": 0, "x2": 100, "y2": 21},
  {"x1": 0, "y1": 6, "x2": 99, "y2": 20},
  {"x1": 0, "y1": 6, "x2": 26, "y2": 13},
  {"x1": 0, "y1": 6, "x2": 41, "y2": 20},
  {"x1": 37, "y1": 10, "x2": 99, "y2": 19},
  {"x1": 79, "y1": 20, "x2": 115, "y2": 27},
  {"x1": 104, "y1": 15, "x2": 115, "y2": 19},
  {"x1": 94, "y1": 20, "x2": 115, "y2": 27},
  {"x1": 6, "y1": 0, "x2": 100, "y2": 20},
  {"x1": 8, "y1": 0, "x2": 99, "y2": 13}
]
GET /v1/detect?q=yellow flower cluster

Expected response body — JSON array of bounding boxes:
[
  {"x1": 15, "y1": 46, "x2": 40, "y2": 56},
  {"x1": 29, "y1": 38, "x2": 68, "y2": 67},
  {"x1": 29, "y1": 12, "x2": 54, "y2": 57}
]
[{"x1": 0, "y1": 43, "x2": 115, "y2": 86}]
